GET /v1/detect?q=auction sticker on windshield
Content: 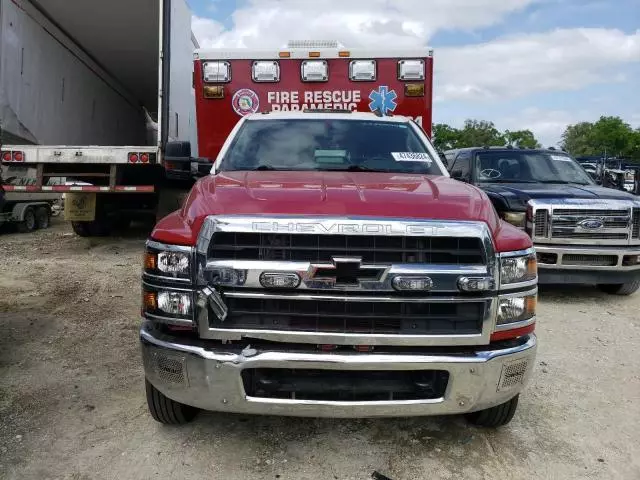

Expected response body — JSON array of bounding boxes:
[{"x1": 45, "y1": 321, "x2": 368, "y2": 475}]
[
  {"x1": 392, "y1": 152, "x2": 432, "y2": 163},
  {"x1": 550, "y1": 154, "x2": 572, "y2": 162}
]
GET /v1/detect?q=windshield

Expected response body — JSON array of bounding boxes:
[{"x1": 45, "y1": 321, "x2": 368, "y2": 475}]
[
  {"x1": 475, "y1": 151, "x2": 594, "y2": 185},
  {"x1": 218, "y1": 119, "x2": 444, "y2": 175}
]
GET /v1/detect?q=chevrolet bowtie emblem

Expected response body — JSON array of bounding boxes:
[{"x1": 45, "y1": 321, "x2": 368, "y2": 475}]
[{"x1": 311, "y1": 257, "x2": 383, "y2": 285}]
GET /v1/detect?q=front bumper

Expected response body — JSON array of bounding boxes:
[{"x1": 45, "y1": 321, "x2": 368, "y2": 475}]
[
  {"x1": 140, "y1": 322, "x2": 537, "y2": 418},
  {"x1": 535, "y1": 244, "x2": 640, "y2": 284}
]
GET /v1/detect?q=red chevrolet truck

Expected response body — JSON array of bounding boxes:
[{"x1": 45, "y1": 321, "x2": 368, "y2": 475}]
[{"x1": 140, "y1": 108, "x2": 538, "y2": 428}]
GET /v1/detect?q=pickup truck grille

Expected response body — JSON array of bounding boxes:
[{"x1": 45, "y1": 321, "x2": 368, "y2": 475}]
[
  {"x1": 549, "y1": 207, "x2": 631, "y2": 242},
  {"x1": 216, "y1": 293, "x2": 486, "y2": 335},
  {"x1": 198, "y1": 216, "x2": 496, "y2": 346},
  {"x1": 208, "y1": 232, "x2": 485, "y2": 265}
]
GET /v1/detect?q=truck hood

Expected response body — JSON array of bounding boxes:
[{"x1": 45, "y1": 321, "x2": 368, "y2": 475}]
[
  {"x1": 481, "y1": 182, "x2": 637, "y2": 211},
  {"x1": 151, "y1": 172, "x2": 531, "y2": 252}
]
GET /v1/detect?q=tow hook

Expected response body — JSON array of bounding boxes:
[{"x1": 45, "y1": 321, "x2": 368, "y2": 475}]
[{"x1": 198, "y1": 286, "x2": 228, "y2": 321}]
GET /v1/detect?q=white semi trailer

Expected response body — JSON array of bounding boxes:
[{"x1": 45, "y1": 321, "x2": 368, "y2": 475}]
[{"x1": 0, "y1": 0, "x2": 202, "y2": 236}]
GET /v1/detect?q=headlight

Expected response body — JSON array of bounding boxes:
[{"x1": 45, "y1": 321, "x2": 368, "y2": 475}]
[
  {"x1": 157, "y1": 251, "x2": 190, "y2": 274},
  {"x1": 144, "y1": 242, "x2": 192, "y2": 281},
  {"x1": 142, "y1": 288, "x2": 194, "y2": 325},
  {"x1": 497, "y1": 294, "x2": 536, "y2": 325},
  {"x1": 500, "y1": 250, "x2": 537, "y2": 286},
  {"x1": 501, "y1": 211, "x2": 526, "y2": 229}
]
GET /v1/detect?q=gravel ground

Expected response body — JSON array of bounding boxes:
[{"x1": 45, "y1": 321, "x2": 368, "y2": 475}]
[{"x1": 1, "y1": 218, "x2": 639, "y2": 480}]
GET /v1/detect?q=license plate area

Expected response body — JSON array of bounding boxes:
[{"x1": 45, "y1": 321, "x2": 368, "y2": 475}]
[{"x1": 241, "y1": 368, "x2": 449, "y2": 401}]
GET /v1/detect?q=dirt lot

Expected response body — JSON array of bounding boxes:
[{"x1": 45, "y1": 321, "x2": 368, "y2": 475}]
[{"x1": 1, "y1": 218, "x2": 639, "y2": 480}]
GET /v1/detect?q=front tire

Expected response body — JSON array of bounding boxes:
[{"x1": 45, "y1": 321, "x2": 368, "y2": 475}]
[
  {"x1": 597, "y1": 279, "x2": 640, "y2": 296},
  {"x1": 18, "y1": 207, "x2": 36, "y2": 233},
  {"x1": 466, "y1": 395, "x2": 519, "y2": 428},
  {"x1": 145, "y1": 379, "x2": 198, "y2": 425},
  {"x1": 36, "y1": 207, "x2": 50, "y2": 229}
]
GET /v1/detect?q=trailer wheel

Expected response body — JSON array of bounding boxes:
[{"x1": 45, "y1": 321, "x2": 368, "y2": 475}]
[
  {"x1": 466, "y1": 395, "x2": 519, "y2": 428},
  {"x1": 36, "y1": 207, "x2": 50, "y2": 229},
  {"x1": 597, "y1": 279, "x2": 640, "y2": 296},
  {"x1": 18, "y1": 207, "x2": 37, "y2": 233},
  {"x1": 145, "y1": 379, "x2": 198, "y2": 425}
]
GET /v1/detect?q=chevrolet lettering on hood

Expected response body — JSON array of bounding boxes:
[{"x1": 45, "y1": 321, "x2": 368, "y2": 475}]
[{"x1": 251, "y1": 221, "x2": 449, "y2": 236}]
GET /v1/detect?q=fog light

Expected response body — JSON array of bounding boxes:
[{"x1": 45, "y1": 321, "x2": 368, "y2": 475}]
[
  {"x1": 157, "y1": 292, "x2": 192, "y2": 316},
  {"x1": 458, "y1": 277, "x2": 495, "y2": 292},
  {"x1": 260, "y1": 272, "x2": 301, "y2": 289},
  {"x1": 622, "y1": 255, "x2": 640, "y2": 266},
  {"x1": 392, "y1": 276, "x2": 433, "y2": 291}
]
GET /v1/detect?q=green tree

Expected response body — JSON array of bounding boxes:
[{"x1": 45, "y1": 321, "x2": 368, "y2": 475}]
[
  {"x1": 590, "y1": 116, "x2": 635, "y2": 158},
  {"x1": 561, "y1": 122, "x2": 596, "y2": 156},
  {"x1": 504, "y1": 129, "x2": 541, "y2": 148},
  {"x1": 561, "y1": 116, "x2": 639, "y2": 159},
  {"x1": 458, "y1": 120, "x2": 505, "y2": 147},
  {"x1": 432, "y1": 123, "x2": 461, "y2": 151}
]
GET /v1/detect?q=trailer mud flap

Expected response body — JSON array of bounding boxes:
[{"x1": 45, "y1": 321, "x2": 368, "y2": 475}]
[{"x1": 64, "y1": 193, "x2": 96, "y2": 221}]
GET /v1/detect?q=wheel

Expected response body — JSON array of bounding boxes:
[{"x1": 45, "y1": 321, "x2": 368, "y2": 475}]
[
  {"x1": 145, "y1": 379, "x2": 198, "y2": 425},
  {"x1": 71, "y1": 219, "x2": 112, "y2": 237},
  {"x1": 17, "y1": 207, "x2": 36, "y2": 233},
  {"x1": 36, "y1": 207, "x2": 50, "y2": 229},
  {"x1": 597, "y1": 279, "x2": 640, "y2": 296},
  {"x1": 466, "y1": 395, "x2": 519, "y2": 428}
]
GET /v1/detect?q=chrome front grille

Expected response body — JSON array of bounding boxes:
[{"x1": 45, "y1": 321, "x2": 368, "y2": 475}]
[
  {"x1": 215, "y1": 292, "x2": 486, "y2": 335},
  {"x1": 553, "y1": 209, "x2": 629, "y2": 217},
  {"x1": 208, "y1": 232, "x2": 485, "y2": 265},
  {"x1": 529, "y1": 201, "x2": 638, "y2": 245},
  {"x1": 534, "y1": 209, "x2": 549, "y2": 237},
  {"x1": 196, "y1": 216, "x2": 497, "y2": 346}
]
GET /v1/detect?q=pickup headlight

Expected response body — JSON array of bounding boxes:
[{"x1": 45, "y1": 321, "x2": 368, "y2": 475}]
[
  {"x1": 144, "y1": 241, "x2": 193, "y2": 281},
  {"x1": 500, "y1": 250, "x2": 537, "y2": 287},
  {"x1": 497, "y1": 293, "x2": 536, "y2": 325},
  {"x1": 501, "y1": 211, "x2": 526, "y2": 229},
  {"x1": 142, "y1": 287, "x2": 194, "y2": 326}
]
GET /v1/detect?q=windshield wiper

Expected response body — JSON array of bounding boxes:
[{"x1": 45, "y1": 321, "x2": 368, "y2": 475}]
[
  {"x1": 321, "y1": 165, "x2": 392, "y2": 173},
  {"x1": 536, "y1": 180, "x2": 590, "y2": 185},
  {"x1": 250, "y1": 165, "x2": 279, "y2": 171},
  {"x1": 479, "y1": 179, "x2": 537, "y2": 183}
]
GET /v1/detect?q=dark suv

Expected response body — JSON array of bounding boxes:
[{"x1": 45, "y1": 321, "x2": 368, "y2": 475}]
[{"x1": 444, "y1": 147, "x2": 640, "y2": 295}]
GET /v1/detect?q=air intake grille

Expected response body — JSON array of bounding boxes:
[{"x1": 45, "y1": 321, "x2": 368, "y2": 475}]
[
  {"x1": 562, "y1": 254, "x2": 618, "y2": 267},
  {"x1": 534, "y1": 209, "x2": 549, "y2": 237},
  {"x1": 633, "y1": 209, "x2": 640, "y2": 239},
  {"x1": 242, "y1": 368, "x2": 450, "y2": 401},
  {"x1": 209, "y1": 233, "x2": 485, "y2": 265}
]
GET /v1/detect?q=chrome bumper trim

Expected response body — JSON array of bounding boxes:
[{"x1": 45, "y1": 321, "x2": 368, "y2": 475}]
[
  {"x1": 535, "y1": 244, "x2": 640, "y2": 271},
  {"x1": 140, "y1": 322, "x2": 537, "y2": 418}
]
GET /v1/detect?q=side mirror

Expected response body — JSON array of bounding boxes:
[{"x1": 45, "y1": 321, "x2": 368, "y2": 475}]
[
  {"x1": 190, "y1": 158, "x2": 215, "y2": 177},
  {"x1": 451, "y1": 170, "x2": 463, "y2": 180}
]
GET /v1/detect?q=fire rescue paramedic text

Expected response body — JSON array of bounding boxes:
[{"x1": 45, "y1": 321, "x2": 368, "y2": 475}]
[{"x1": 267, "y1": 90, "x2": 361, "y2": 111}]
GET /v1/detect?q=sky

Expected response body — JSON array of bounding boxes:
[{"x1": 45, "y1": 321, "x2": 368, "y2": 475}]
[{"x1": 188, "y1": 0, "x2": 640, "y2": 147}]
